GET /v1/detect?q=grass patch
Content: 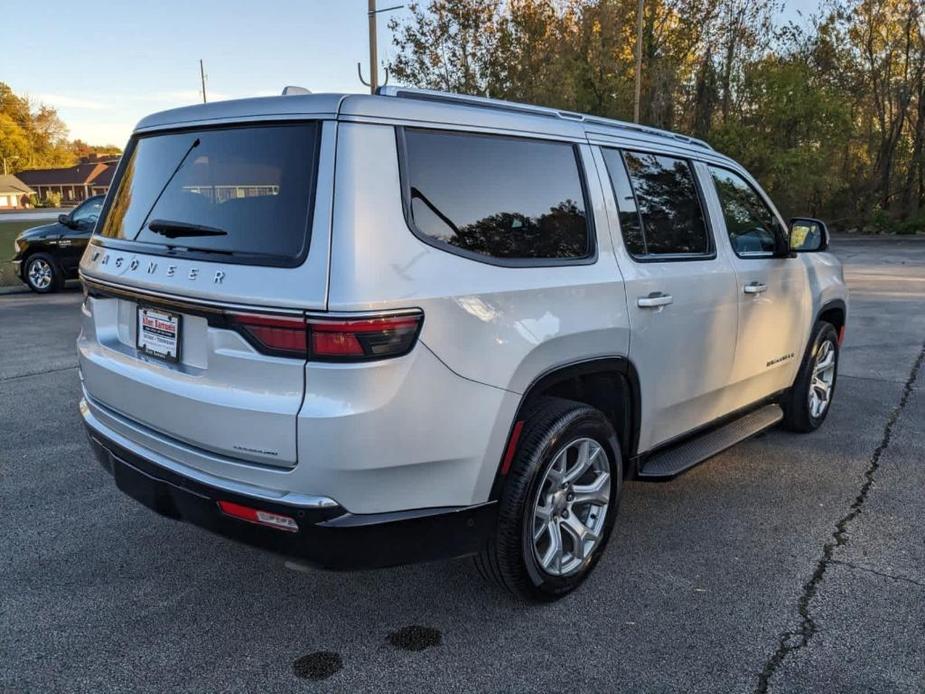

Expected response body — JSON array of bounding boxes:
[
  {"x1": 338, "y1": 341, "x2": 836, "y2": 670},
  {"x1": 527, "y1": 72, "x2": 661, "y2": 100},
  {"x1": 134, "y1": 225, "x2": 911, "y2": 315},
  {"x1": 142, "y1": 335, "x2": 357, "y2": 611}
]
[{"x1": 0, "y1": 220, "x2": 44, "y2": 287}]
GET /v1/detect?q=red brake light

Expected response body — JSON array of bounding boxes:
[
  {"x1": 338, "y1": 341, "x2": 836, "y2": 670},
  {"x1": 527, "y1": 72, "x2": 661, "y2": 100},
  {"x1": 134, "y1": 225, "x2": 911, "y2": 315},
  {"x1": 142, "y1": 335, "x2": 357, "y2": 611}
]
[
  {"x1": 225, "y1": 312, "x2": 307, "y2": 357},
  {"x1": 225, "y1": 310, "x2": 423, "y2": 361},
  {"x1": 308, "y1": 315, "x2": 423, "y2": 361}
]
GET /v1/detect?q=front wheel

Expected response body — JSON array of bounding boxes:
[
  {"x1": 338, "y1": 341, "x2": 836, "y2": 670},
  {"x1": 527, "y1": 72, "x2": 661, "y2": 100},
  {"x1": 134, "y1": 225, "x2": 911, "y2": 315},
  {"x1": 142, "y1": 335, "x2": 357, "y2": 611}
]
[
  {"x1": 24, "y1": 254, "x2": 61, "y2": 293},
  {"x1": 476, "y1": 398, "x2": 622, "y2": 601},
  {"x1": 782, "y1": 321, "x2": 840, "y2": 432}
]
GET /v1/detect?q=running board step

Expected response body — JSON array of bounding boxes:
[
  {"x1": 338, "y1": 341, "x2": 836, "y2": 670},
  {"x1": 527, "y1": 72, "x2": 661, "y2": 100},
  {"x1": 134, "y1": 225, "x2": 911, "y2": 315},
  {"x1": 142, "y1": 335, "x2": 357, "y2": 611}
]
[{"x1": 638, "y1": 403, "x2": 784, "y2": 480}]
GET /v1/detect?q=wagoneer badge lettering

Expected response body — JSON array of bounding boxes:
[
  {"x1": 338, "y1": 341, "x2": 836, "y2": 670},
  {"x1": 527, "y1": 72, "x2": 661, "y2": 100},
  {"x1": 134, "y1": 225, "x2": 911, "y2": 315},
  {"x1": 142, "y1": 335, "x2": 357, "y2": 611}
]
[{"x1": 90, "y1": 251, "x2": 227, "y2": 283}]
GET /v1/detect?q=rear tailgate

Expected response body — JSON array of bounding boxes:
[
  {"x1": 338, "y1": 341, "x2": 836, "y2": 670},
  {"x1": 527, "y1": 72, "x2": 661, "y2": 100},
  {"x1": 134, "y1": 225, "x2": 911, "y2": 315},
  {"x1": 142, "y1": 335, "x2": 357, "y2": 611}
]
[{"x1": 78, "y1": 119, "x2": 335, "y2": 467}]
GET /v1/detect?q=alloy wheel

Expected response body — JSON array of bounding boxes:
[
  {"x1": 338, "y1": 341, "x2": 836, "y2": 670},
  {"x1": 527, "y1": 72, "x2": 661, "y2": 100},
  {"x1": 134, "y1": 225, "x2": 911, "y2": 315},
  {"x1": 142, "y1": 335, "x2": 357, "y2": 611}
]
[
  {"x1": 809, "y1": 339, "x2": 836, "y2": 418},
  {"x1": 531, "y1": 437, "x2": 610, "y2": 577},
  {"x1": 28, "y1": 258, "x2": 53, "y2": 290}
]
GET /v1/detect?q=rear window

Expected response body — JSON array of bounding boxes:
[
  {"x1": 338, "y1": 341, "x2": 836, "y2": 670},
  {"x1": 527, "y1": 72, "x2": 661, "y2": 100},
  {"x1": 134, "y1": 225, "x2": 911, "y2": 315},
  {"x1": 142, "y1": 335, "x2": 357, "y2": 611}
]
[
  {"x1": 400, "y1": 128, "x2": 592, "y2": 263},
  {"x1": 97, "y1": 123, "x2": 320, "y2": 266}
]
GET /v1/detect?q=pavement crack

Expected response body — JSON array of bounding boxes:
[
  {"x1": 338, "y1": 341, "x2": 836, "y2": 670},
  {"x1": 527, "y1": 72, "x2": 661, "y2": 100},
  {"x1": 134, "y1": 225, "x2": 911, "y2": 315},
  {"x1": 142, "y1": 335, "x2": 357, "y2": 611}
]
[
  {"x1": 754, "y1": 340, "x2": 925, "y2": 694},
  {"x1": 0, "y1": 364, "x2": 78, "y2": 383},
  {"x1": 830, "y1": 560, "x2": 925, "y2": 590}
]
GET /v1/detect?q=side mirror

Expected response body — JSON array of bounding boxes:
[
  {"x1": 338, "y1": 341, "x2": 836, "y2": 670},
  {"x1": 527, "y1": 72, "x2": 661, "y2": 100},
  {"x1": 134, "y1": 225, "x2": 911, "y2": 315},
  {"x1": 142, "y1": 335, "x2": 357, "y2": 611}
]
[
  {"x1": 58, "y1": 213, "x2": 73, "y2": 227},
  {"x1": 789, "y1": 218, "x2": 829, "y2": 252}
]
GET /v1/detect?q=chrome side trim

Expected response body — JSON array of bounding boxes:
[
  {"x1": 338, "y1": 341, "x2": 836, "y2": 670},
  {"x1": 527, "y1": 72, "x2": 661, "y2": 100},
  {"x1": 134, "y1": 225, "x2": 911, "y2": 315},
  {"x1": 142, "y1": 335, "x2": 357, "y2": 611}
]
[
  {"x1": 81, "y1": 275, "x2": 424, "y2": 321},
  {"x1": 80, "y1": 397, "x2": 340, "y2": 509},
  {"x1": 80, "y1": 275, "x2": 304, "y2": 316}
]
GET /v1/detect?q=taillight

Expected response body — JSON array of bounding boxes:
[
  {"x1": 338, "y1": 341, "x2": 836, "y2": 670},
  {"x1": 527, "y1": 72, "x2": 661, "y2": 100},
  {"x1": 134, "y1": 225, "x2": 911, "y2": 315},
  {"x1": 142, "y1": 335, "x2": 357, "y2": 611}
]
[
  {"x1": 307, "y1": 314, "x2": 423, "y2": 361},
  {"x1": 225, "y1": 310, "x2": 423, "y2": 361},
  {"x1": 225, "y1": 312, "x2": 308, "y2": 357}
]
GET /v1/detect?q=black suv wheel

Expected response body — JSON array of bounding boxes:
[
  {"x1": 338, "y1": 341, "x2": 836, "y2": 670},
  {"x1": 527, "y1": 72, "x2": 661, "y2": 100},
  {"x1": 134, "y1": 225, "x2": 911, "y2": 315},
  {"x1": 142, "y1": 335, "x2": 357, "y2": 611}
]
[
  {"x1": 782, "y1": 321, "x2": 840, "y2": 432},
  {"x1": 476, "y1": 397, "x2": 622, "y2": 601}
]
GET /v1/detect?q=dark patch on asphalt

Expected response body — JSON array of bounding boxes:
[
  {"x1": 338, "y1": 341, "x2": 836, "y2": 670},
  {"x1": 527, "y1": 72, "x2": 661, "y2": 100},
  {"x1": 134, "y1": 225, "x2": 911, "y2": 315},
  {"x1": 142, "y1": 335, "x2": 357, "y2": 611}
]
[
  {"x1": 387, "y1": 625, "x2": 442, "y2": 652},
  {"x1": 754, "y1": 341, "x2": 925, "y2": 694},
  {"x1": 292, "y1": 651, "x2": 343, "y2": 681}
]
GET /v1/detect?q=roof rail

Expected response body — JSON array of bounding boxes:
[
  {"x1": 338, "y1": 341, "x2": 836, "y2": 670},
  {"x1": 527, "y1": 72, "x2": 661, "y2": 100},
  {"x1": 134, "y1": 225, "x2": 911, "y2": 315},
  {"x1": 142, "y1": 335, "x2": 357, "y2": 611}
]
[{"x1": 376, "y1": 86, "x2": 713, "y2": 151}]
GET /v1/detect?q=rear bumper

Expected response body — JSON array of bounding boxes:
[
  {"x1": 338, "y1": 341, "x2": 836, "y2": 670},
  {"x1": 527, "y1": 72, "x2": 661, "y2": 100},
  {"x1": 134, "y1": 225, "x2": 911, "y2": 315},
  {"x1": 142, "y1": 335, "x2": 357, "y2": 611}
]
[{"x1": 83, "y1": 403, "x2": 497, "y2": 570}]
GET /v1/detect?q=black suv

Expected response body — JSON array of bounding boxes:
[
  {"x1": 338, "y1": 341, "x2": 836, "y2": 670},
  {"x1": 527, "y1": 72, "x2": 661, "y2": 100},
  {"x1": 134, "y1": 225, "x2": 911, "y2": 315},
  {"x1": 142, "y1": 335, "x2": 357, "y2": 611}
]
[{"x1": 12, "y1": 196, "x2": 104, "y2": 292}]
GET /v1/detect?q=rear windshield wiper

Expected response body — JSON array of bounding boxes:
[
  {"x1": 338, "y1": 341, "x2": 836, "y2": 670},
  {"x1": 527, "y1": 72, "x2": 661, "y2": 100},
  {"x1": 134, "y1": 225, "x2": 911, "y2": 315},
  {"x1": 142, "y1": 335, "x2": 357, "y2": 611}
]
[{"x1": 148, "y1": 219, "x2": 228, "y2": 238}]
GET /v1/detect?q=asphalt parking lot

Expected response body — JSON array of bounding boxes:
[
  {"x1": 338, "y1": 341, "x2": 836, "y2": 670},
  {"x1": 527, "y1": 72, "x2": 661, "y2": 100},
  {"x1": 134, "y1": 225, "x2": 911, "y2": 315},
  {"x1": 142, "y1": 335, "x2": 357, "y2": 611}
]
[{"x1": 2, "y1": 237, "x2": 924, "y2": 693}]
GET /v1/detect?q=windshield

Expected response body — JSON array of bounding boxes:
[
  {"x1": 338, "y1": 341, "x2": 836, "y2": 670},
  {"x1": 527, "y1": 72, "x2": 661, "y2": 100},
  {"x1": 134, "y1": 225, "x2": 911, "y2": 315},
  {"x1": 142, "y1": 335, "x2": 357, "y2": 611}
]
[{"x1": 97, "y1": 123, "x2": 320, "y2": 265}]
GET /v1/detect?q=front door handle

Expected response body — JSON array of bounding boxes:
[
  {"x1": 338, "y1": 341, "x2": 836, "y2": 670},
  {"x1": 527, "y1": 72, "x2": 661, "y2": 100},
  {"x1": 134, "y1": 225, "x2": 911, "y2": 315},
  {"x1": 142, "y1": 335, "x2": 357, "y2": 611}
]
[
  {"x1": 637, "y1": 292, "x2": 673, "y2": 308},
  {"x1": 744, "y1": 281, "x2": 768, "y2": 295}
]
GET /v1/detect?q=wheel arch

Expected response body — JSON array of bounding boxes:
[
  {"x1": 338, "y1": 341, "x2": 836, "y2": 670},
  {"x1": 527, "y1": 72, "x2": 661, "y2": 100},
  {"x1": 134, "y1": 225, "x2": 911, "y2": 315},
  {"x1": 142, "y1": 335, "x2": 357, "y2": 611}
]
[
  {"x1": 816, "y1": 298, "x2": 846, "y2": 330},
  {"x1": 17, "y1": 248, "x2": 38, "y2": 280},
  {"x1": 815, "y1": 298, "x2": 847, "y2": 343},
  {"x1": 489, "y1": 356, "x2": 641, "y2": 500}
]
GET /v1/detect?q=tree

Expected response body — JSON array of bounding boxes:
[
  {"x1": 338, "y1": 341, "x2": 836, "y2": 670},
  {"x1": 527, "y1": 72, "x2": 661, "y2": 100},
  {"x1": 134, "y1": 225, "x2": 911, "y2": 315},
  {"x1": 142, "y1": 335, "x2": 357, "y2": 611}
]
[
  {"x1": 0, "y1": 82, "x2": 121, "y2": 171},
  {"x1": 387, "y1": 0, "x2": 511, "y2": 94},
  {"x1": 386, "y1": 0, "x2": 925, "y2": 230},
  {"x1": 70, "y1": 140, "x2": 122, "y2": 159},
  {"x1": 0, "y1": 113, "x2": 30, "y2": 173}
]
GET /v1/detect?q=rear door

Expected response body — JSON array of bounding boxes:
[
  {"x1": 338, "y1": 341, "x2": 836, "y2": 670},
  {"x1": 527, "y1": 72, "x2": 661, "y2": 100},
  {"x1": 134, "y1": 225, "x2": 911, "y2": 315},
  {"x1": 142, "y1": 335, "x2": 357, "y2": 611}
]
[
  {"x1": 700, "y1": 164, "x2": 809, "y2": 407},
  {"x1": 595, "y1": 146, "x2": 739, "y2": 453},
  {"x1": 78, "y1": 120, "x2": 334, "y2": 467}
]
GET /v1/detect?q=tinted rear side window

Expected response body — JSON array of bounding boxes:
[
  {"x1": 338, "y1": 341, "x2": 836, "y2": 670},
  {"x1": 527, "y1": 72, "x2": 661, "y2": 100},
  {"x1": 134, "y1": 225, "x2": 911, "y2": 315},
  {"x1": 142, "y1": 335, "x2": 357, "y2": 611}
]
[
  {"x1": 401, "y1": 129, "x2": 592, "y2": 262},
  {"x1": 605, "y1": 149, "x2": 710, "y2": 257},
  {"x1": 98, "y1": 123, "x2": 320, "y2": 266},
  {"x1": 600, "y1": 149, "x2": 645, "y2": 256}
]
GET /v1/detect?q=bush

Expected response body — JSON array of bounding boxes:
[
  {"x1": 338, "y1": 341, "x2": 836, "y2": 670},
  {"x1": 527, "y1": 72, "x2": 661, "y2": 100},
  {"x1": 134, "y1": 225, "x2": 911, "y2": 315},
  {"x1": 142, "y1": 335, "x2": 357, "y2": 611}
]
[
  {"x1": 40, "y1": 191, "x2": 62, "y2": 208},
  {"x1": 895, "y1": 213, "x2": 925, "y2": 235},
  {"x1": 867, "y1": 208, "x2": 892, "y2": 234}
]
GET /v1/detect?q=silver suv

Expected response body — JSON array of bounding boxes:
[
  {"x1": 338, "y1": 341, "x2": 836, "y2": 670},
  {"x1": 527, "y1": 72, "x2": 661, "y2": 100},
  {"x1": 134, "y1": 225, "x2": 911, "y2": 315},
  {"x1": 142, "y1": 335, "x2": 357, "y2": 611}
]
[{"x1": 78, "y1": 88, "x2": 848, "y2": 600}]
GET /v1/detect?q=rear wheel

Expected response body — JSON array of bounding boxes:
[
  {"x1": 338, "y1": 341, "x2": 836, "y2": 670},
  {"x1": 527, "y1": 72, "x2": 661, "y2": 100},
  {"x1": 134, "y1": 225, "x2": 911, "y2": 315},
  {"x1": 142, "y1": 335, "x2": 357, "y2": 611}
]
[
  {"x1": 24, "y1": 254, "x2": 61, "y2": 293},
  {"x1": 782, "y1": 321, "x2": 839, "y2": 432},
  {"x1": 476, "y1": 398, "x2": 622, "y2": 601}
]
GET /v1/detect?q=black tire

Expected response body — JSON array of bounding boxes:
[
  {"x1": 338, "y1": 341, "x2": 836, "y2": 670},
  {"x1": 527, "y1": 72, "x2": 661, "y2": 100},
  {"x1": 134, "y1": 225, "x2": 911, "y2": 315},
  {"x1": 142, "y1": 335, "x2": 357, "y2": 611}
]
[
  {"x1": 23, "y1": 253, "x2": 62, "y2": 293},
  {"x1": 781, "y1": 321, "x2": 840, "y2": 432},
  {"x1": 476, "y1": 397, "x2": 623, "y2": 601}
]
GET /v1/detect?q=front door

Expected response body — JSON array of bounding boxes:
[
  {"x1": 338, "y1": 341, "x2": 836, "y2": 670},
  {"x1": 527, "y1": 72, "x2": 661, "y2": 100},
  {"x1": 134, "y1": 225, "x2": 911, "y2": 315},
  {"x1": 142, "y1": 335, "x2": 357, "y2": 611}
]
[
  {"x1": 595, "y1": 146, "x2": 740, "y2": 453},
  {"x1": 700, "y1": 164, "x2": 809, "y2": 408},
  {"x1": 59, "y1": 197, "x2": 103, "y2": 272}
]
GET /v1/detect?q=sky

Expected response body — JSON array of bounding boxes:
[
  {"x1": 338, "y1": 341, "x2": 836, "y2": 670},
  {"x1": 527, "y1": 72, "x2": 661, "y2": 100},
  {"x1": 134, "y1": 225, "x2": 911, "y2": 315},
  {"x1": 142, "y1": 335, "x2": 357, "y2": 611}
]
[{"x1": 3, "y1": 0, "x2": 822, "y2": 148}]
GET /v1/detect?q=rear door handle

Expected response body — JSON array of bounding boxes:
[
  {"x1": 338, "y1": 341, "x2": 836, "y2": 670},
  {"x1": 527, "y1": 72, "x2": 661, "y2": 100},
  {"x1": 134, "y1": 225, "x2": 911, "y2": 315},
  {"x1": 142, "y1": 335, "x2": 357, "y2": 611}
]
[
  {"x1": 744, "y1": 281, "x2": 768, "y2": 295},
  {"x1": 637, "y1": 292, "x2": 673, "y2": 308}
]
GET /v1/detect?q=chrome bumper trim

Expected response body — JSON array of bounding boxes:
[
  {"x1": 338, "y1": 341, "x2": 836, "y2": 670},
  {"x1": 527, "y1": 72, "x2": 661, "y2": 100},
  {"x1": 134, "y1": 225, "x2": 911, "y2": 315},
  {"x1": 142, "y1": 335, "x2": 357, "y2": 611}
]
[{"x1": 80, "y1": 397, "x2": 340, "y2": 509}]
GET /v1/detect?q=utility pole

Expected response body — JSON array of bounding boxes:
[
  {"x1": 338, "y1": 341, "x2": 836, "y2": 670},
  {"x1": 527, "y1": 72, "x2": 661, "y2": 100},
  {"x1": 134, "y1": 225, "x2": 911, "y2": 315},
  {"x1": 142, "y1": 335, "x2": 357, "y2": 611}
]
[
  {"x1": 2, "y1": 156, "x2": 20, "y2": 175},
  {"x1": 360, "y1": 3, "x2": 401, "y2": 93},
  {"x1": 633, "y1": 0, "x2": 644, "y2": 123},
  {"x1": 3, "y1": 154, "x2": 22, "y2": 176},
  {"x1": 368, "y1": 0, "x2": 378, "y2": 94},
  {"x1": 200, "y1": 59, "x2": 208, "y2": 103}
]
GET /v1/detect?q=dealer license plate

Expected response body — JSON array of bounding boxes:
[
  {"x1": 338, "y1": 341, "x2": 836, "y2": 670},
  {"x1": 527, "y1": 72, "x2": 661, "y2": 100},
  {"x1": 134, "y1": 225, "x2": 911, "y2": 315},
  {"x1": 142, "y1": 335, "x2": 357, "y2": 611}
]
[{"x1": 136, "y1": 306, "x2": 181, "y2": 363}]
